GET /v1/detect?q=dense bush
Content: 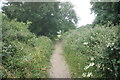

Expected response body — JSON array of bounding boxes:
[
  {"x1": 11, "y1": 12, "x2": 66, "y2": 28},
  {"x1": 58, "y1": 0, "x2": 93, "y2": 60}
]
[
  {"x1": 1, "y1": 15, "x2": 54, "y2": 78},
  {"x1": 62, "y1": 24, "x2": 120, "y2": 78}
]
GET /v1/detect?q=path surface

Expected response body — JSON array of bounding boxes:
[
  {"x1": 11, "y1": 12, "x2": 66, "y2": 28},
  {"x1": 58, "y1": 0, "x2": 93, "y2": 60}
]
[{"x1": 48, "y1": 40, "x2": 71, "y2": 78}]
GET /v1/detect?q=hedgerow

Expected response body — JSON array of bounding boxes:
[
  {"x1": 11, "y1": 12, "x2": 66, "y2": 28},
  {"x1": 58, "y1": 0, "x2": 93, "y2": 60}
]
[
  {"x1": 1, "y1": 15, "x2": 54, "y2": 78},
  {"x1": 62, "y1": 24, "x2": 120, "y2": 78}
]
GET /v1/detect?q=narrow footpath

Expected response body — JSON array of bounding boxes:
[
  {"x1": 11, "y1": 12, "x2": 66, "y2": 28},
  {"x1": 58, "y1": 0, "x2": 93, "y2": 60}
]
[{"x1": 48, "y1": 40, "x2": 71, "y2": 78}]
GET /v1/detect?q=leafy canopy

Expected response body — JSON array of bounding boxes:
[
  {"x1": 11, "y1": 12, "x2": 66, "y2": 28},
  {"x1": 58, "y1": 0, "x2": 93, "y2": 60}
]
[
  {"x1": 91, "y1": 2, "x2": 120, "y2": 26},
  {"x1": 2, "y1": 2, "x2": 78, "y2": 38}
]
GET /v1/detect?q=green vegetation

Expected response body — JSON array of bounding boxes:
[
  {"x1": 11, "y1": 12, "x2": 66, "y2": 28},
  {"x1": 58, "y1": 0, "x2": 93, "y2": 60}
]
[
  {"x1": 91, "y1": 2, "x2": 120, "y2": 26},
  {"x1": 1, "y1": 1, "x2": 120, "y2": 79},
  {"x1": 1, "y1": 1, "x2": 78, "y2": 78},
  {"x1": 1, "y1": 15, "x2": 54, "y2": 78},
  {"x1": 62, "y1": 2, "x2": 120, "y2": 78},
  {"x1": 62, "y1": 24, "x2": 120, "y2": 78},
  {"x1": 2, "y1": 2, "x2": 78, "y2": 38}
]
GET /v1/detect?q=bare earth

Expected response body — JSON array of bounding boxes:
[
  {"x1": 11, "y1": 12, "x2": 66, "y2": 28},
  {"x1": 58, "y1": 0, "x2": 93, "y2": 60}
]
[{"x1": 48, "y1": 40, "x2": 71, "y2": 78}]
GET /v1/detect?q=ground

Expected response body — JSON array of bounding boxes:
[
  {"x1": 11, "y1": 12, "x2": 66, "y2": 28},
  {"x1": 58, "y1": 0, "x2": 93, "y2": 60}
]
[{"x1": 48, "y1": 40, "x2": 71, "y2": 78}]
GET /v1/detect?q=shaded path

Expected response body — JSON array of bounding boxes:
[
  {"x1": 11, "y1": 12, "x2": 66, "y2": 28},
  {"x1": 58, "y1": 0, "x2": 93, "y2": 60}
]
[{"x1": 48, "y1": 40, "x2": 71, "y2": 78}]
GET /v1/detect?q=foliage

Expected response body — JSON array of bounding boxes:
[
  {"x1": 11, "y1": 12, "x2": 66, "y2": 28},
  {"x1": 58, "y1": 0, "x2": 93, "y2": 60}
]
[
  {"x1": 2, "y1": 2, "x2": 78, "y2": 38},
  {"x1": 62, "y1": 23, "x2": 120, "y2": 78},
  {"x1": 91, "y1": 2, "x2": 120, "y2": 26},
  {"x1": 1, "y1": 15, "x2": 54, "y2": 78}
]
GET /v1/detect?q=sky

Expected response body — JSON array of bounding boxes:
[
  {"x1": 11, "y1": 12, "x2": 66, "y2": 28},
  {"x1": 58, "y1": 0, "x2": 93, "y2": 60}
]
[
  {"x1": 69, "y1": 0, "x2": 95, "y2": 26},
  {"x1": 0, "y1": 0, "x2": 95, "y2": 27}
]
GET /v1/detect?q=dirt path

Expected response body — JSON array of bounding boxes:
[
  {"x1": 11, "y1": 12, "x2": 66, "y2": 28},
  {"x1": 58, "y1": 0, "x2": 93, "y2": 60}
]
[{"x1": 48, "y1": 40, "x2": 71, "y2": 78}]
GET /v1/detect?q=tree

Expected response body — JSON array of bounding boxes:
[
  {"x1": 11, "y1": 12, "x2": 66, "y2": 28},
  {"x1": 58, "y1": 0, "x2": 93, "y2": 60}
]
[
  {"x1": 2, "y1": 2, "x2": 78, "y2": 38},
  {"x1": 91, "y1": 2, "x2": 120, "y2": 26}
]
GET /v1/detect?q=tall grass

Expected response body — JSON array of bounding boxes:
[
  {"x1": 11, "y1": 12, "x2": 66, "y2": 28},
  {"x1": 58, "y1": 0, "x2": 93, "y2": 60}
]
[{"x1": 62, "y1": 24, "x2": 120, "y2": 78}]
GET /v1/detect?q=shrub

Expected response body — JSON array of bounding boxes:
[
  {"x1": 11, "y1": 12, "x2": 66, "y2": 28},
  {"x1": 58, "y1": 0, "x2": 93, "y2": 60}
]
[
  {"x1": 2, "y1": 15, "x2": 54, "y2": 78},
  {"x1": 62, "y1": 24, "x2": 120, "y2": 78}
]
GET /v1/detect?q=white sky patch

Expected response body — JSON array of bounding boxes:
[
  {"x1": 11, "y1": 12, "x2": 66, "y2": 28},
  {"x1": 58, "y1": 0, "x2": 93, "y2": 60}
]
[
  {"x1": 0, "y1": 0, "x2": 7, "y2": 11},
  {"x1": 0, "y1": 1, "x2": 3, "y2": 11},
  {"x1": 69, "y1": 0, "x2": 95, "y2": 27}
]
